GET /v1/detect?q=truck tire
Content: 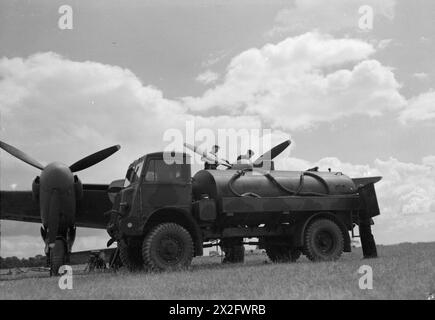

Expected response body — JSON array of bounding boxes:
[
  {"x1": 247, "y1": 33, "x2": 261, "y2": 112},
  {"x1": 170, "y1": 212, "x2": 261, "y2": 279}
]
[
  {"x1": 222, "y1": 245, "x2": 245, "y2": 264},
  {"x1": 118, "y1": 239, "x2": 144, "y2": 271},
  {"x1": 266, "y1": 246, "x2": 301, "y2": 263},
  {"x1": 50, "y1": 239, "x2": 65, "y2": 276},
  {"x1": 303, "y1": 218, "x2": 344, "y2": 262},
  {"x1": 142, "y1": 223, "x2": 194, "y2": 272}
]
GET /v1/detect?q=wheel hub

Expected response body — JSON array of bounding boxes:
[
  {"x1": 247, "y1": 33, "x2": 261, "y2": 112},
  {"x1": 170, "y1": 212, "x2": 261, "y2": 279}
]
[
  {"x1": 158, "y1": 237, "x2": 182, "y2": 263},
  {"x1": 315, "y1": 231, "x2": 334, "y2": 253}
]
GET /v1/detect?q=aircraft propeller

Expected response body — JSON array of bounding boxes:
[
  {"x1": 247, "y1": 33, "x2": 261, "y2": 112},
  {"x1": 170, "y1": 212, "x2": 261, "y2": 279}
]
[
  {"x1": 0, "y1": 141, "x2": 120, "y2": 172},
  {"x1": 252, "y1": 139, "x2": 291, "y2": 167},
  {"x1": 0, "y1": 140, "x2": 120, "y2": 275},
  {"x1": 0, "y1": 141, "x2": 44, "y2": 170}
]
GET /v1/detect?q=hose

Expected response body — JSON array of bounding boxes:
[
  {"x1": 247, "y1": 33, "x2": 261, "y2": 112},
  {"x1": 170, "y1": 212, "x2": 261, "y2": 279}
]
[
  {"x1": 228, "y1": 168, "x2": 259, "y2": 197},
  {"x1": 227, "y1": 168, "x2": 331, "y2": 198}
]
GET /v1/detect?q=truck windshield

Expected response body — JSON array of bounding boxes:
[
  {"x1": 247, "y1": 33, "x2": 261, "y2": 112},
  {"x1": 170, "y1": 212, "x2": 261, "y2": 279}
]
[
  {"x1": 124, "y1": 160, "x2": 145, "y2": 187},
  {"x1": 144, "y1": 159, "x2": 189, "y2": 183}
]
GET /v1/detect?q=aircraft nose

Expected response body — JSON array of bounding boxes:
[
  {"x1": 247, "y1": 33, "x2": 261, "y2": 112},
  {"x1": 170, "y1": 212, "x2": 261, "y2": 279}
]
[{"x1": 40, "y1": 162, "x2": 74, "y2": 192}]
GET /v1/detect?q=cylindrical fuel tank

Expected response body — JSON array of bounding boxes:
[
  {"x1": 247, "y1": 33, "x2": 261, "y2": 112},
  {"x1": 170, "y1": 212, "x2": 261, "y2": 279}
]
[{"x1": 192, "y1": 169, "x2": 357, "y2": 201}]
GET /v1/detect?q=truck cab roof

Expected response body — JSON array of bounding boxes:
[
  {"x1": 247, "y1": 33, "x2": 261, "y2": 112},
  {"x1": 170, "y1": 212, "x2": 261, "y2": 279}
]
[{"x1": 129, "y1": 152, "x2": 190, "y2": 167}]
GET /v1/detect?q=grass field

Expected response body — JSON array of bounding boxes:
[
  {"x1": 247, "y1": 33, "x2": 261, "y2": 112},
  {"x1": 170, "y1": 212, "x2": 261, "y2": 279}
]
[{"x1": 1, "y1": 242, "x2": 434, "y2": 300}]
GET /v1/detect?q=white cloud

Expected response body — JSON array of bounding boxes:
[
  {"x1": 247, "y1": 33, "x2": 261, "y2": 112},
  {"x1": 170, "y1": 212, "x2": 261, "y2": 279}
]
[
  {"x1": 3, "y1": 32, "x2": 408, "y2": 186},
  {"x1": 184, "y1": 32, "x2": 406, "y2": 130},
  {"x1": 270, "y1": 0, "x2": 396, "y2": 35},
  {"x1": 0, "y1": 52, "x2": 189, "y2": 186},
  {"x1": 196, "y1": 70, "x2": 219, "y2": 84},
  {"x1": 399, "y1": 91, "x2": 435, "y2": 124},
  {"x1": 422, "y1": 155, "x2": 435, "y2": 168},
  {"x1": 0, "y1": 52, "x2": 281, "y2": 188},
  {"x1": 373, "y1": 157, "x2": 435, "y2": 217},
  {"x1": 412, "y1": 72, "x2": 429, "y2": 80},
  {"x1": 377, "y1": 39, "x2": 393, "y2": 50},
  {"x1": 201, "y1": 50, "x2": 229, "y2": 68}
]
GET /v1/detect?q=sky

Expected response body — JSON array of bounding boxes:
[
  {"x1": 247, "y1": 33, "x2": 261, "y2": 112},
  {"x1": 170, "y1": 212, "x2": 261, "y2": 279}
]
[{"x1": 0, "y1": 0, "x2": 434, "y2": 257}]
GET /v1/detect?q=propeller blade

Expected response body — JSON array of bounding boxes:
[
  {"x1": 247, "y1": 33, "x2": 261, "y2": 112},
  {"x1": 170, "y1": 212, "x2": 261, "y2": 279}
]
[
  {"x1": 253, "y1": 139, "x2": 291, "y2": 166},
  {"x1": 0, "y1": 140, "x2": 44, "y2": 170},
  {"x1": 69, "y1": 145, "x2": 120, "y2": 173},
  {"x1": 183, "y1": 143, "x2": 231, "y2": 168}
]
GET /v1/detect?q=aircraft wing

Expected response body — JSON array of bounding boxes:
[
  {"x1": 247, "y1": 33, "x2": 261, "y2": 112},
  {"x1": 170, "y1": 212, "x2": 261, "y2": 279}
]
[
  {"x1": 75, "y1": 184, "x2": 112, "y2": 229},
  {"x1": 0, "y1": 190, "x2": 40, "y2": 223},
  {"x1": 0, "y1": 184, "x2": 112, "y2": 229}
]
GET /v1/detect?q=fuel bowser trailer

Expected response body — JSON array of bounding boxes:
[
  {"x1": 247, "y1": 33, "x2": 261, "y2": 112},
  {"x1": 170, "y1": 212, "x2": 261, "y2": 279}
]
[{"x1": 106, "y1": 147, "x2": 381, "y2": 271}]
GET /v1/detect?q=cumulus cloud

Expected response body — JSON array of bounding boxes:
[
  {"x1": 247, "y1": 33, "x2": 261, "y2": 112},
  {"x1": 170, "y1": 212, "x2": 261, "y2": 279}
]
[
  {"x1": 0, "y1": 52, "x2": 183, "y2": 187},
  {"x1": 184, "y1": 32, "x2": 406, "y2": 130},
  {"x1": 1, "y1": 32, "x2": 407, "y2": 188},
  {"x1": 422, "y1": 155, "x2": 435, "y2": 168},
  {"x1": 270, "y1": 0, "x2": 396, "y2": 35},
  {"x1": 374, "y1": 157, "x2": 435, "y2": 216},
  {"x1": 0, "y1": 52, "x2": 280, "y2": 189},
  {"x1": 412, "y1": 72, "x2": 429, "y2": 80},
  {"x1": 399, "y1": 91, "x2": 435, "y2": 124},
  {"x1": 196, "y1": 70, "x2": 219, "y2": 84}
]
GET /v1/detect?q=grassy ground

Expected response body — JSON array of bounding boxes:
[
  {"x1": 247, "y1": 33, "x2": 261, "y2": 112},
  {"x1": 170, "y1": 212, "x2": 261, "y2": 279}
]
[{"x1": 1, "y1": 242, "x2": 434, "y2": 299}]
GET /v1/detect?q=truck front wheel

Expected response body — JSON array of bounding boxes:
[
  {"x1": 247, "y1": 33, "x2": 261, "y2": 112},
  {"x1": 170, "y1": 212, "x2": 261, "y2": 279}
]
[
  {"x1": 118, "y1": 239, "x2": 144, "y2": 271},
  {"x1": 142, "y1": 223, "x2": 194, "y2": 272},
  {"x1": 303, "y1": 218, "x2": 344, "y2": 262}
]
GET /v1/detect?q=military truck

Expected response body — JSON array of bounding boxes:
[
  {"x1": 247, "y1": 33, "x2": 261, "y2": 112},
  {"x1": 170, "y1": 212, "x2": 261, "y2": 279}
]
[{"x1": 106, "y1": 149, "x2": 381, "y2": 272}]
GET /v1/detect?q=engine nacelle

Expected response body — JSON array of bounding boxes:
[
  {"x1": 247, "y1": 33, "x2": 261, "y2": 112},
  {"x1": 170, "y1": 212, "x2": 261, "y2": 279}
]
[
  {"x1": 74, "y1": 175, "x2": 83, "y2": 200},
  {"x1": 32, "y1": 176, "x2": 40, "y2": 201}
]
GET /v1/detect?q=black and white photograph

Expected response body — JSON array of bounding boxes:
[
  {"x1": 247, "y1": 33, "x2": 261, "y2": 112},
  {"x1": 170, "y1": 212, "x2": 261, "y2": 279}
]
[{"x1": 0, "y1": 0, "x2": 434, "y2": 305}]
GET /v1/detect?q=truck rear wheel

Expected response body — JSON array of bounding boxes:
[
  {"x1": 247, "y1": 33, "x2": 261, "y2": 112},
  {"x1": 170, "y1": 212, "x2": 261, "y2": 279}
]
[
  {"x1": 222, "y1": 245, "x2": 245, "y2": 264},
  {"x1": 118, "y1": 239, "x2": 144, "y2": 271},
  {"x1": 266, "y1": 246, "x2": 301, "y2": 263},
  {"x1": 142, "y1": 223, "x2": 194, "y2": 272},
  {"x1": 303, "y1": 218, "x2": 344, "y2": 262}
]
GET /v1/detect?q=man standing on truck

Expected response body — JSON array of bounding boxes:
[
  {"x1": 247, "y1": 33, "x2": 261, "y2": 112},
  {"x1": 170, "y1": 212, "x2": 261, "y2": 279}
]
[
  {"x1": 237, "y1": 149, "x2": 255, "y2": 164},
  {"x1": 202, "y1": 145, "x2": 220, "y2": 170}
]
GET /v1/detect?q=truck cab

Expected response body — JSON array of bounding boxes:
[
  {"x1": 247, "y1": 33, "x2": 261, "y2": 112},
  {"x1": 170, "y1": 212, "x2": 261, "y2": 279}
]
[{"x1": 107, "y1": 152, "x2": 202, "y2": 271}]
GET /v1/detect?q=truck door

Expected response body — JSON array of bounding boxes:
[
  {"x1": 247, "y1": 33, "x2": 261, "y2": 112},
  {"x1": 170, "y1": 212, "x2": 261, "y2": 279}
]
[{"x1": 141, "y1": 158, "x2": 191, "y2": 209}]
